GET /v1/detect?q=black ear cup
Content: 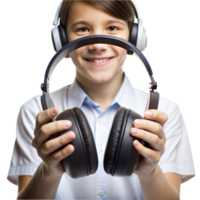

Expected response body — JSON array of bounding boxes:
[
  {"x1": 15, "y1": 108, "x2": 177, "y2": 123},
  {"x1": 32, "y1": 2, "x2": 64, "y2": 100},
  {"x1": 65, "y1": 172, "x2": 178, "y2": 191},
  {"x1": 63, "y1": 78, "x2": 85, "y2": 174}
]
[
  {"x1": 103, "y1": 107, "x2": 127, "y2": 174},
  {"x1": 58, "y1": 22, "x2": 68, "y2": 47},
  {"x1": 129, "y1": 23, "x2": 138, "y2": 47},
  {"x1": 104, "y1": 107, "x2": 145, "y2": 176},
  {"x1": 54, "y1": 107, "x2": 98, "y2": 178},
  {"x1": 72, "y1": 107, "x2": 98, "y2": 174}
]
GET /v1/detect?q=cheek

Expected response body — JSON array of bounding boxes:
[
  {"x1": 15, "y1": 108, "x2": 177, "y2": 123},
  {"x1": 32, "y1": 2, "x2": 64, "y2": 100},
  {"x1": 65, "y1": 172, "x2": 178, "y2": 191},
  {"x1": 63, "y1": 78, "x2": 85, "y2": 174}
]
[
  {"x1": 69, "y1": 48, "x2": 85, "y2": 68},
  {"x1": 115, "y1": 47, "x2": 127, "y2": 60},
  {"x1": 115, "y1": 45, "x2": 127, "y2": 52}
]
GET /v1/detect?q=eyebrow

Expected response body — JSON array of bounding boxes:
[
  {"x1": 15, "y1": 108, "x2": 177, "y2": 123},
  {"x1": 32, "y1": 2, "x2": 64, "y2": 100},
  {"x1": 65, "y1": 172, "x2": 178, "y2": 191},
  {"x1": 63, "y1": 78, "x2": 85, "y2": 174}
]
[{"x1": 71, "y1": 20, "x2": 125, "y2": 28}]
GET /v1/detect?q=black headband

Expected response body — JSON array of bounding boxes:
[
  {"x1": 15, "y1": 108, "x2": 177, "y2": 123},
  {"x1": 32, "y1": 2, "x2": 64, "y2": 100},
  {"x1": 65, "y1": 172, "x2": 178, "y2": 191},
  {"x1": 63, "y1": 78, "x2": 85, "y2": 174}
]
[
  {"x1": 40, "y1": 35, "x2": 159, "y2": 92},
  {"x1": 39, "y1": 35, "x2": 159, "y2": 110}
]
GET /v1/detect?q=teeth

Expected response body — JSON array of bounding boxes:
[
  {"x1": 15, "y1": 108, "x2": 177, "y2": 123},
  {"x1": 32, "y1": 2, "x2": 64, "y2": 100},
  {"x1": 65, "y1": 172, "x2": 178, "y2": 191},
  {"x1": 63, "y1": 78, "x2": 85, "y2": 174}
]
[{"x1": 88, "y1": 58, "x2": 109, "y2": 63}]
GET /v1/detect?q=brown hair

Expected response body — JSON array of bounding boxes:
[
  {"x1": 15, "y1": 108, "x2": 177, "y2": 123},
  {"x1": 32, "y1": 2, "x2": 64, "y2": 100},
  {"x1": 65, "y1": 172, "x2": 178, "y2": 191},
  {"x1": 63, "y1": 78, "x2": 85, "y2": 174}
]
[{"x1": 60, "y1": 0, "x2": 136, "y2": 31}]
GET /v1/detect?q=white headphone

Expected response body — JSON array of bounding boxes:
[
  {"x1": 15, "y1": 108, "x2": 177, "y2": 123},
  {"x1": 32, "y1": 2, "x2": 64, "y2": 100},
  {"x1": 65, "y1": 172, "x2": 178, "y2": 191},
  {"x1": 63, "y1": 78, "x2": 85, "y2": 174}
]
[{"x1": 51, "y1": 0, "x2": 147, "y2": 53}]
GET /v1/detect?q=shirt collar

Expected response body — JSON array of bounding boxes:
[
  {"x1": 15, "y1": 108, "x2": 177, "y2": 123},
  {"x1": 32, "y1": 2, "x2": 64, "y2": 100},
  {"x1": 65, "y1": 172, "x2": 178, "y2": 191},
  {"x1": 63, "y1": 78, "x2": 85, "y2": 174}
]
[{"x1": 67, "y1": 72, "x2": 137, "y2": 112}]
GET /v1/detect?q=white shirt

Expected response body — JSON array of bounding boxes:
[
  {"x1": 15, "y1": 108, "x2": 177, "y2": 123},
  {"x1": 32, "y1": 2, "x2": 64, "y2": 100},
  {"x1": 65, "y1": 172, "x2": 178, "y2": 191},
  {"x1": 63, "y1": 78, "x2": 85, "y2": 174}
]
[{"x1": 7, "y1": 72, "x2": 195, "y2": 199}]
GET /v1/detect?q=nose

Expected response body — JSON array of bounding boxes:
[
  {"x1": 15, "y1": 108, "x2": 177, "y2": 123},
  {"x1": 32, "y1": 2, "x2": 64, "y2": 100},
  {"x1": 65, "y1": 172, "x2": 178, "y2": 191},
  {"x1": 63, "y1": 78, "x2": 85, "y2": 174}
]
[
  {"x1": 87, "y1": 35, "x2": 108, "y2": 53},
  {"x1": 88, "y1": 43, "x2": 108, "y2": 53}
]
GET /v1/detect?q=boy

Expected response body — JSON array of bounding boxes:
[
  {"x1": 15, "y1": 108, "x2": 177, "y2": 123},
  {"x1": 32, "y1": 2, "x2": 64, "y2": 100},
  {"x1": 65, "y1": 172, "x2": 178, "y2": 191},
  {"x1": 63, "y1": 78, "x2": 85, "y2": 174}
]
[{"x1": 8, "y1": 1, "x2": 195, "y2": 199}]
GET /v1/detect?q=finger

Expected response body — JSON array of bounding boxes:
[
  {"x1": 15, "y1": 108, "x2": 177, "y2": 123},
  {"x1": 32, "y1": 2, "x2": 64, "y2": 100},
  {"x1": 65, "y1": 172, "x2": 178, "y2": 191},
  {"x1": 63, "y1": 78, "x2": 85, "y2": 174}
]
[
  {"x1": 39, "y1": 131, "x2": 75, "y2": 157},
  {"x1": 133, "y1": 140, "x2": 161, "y2": 164},
  {"x1": 47, "y1": 144, "x2": 75, "y2": 166},
  {"x1": 35, "y1": 107, "x2": 59, "y2": 134},
  {"x1": 133, "y1": 119, "x2": 165, "y2": 139},
  {"x1": 32, "y1": 120, "x2": 72, "y2": 148},
  {"x1": 144, "y1": 110, "x2": 168, "y2": 126},
  {"x1": 130, "y1": 128, "x2": 163, "y2": 151}
]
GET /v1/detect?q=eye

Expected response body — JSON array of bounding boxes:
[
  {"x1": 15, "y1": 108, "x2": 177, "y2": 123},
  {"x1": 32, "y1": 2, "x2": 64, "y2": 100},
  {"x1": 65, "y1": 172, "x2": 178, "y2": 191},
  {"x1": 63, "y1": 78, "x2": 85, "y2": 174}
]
[
  {"x1": 77, "y1": 27, "x2": 89, "y2": 32},
  {"x1": 109, "y1": 26, "x2": 118, "y2": 30},
  {"x1": 77, "y1": 26, "x2": 119, "y2": 32}
]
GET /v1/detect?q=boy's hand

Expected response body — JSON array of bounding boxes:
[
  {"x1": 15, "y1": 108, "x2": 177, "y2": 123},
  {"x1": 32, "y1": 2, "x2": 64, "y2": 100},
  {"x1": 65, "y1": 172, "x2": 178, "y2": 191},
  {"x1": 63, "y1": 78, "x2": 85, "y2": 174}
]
[
  {"x1": 32, "y1": 107, "x2": 75, "y2": 177},
  {"x1": 130, "y1": 110, "x2": 168, "y2": 176}
]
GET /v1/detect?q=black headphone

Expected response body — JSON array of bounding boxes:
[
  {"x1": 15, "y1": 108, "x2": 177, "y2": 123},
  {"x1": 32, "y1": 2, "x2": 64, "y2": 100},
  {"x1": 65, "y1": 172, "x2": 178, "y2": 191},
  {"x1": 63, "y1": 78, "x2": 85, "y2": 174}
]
[{"x1": 41, "y1": 35, "x2": 159, "y2": 178}]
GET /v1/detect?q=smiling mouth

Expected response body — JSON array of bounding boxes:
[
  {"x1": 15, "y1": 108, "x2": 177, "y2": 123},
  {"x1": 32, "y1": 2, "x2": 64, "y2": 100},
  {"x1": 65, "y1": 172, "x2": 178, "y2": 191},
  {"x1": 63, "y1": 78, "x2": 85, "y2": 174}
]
[{"x1": 84, "y1": 57, "x2": 114, "y2": 63}]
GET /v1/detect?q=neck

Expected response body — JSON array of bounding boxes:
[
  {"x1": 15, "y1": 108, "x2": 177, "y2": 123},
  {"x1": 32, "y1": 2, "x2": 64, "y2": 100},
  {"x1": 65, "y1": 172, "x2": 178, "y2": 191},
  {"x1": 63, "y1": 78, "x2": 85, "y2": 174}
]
[{"x1": 76, "y1": 70, "x2": 124, "y2": 111}]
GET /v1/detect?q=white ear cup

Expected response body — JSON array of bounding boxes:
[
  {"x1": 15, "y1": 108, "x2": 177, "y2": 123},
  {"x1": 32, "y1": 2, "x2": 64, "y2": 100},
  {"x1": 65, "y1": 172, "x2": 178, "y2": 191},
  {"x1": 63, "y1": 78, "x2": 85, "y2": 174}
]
[
  {"x1": 49, "y1": 19, "x2": 62, "y2": 52},
  {"x1": 131, "y1": 0, "x2": 148, "y2": 52},
  {"x1": 136, "y1": 18, "x2": 148, "y2": 52}
]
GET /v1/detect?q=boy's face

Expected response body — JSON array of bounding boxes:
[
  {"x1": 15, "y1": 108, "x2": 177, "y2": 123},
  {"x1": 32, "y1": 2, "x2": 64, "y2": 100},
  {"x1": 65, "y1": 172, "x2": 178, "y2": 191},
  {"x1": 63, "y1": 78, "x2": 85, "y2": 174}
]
[{"x1": 66, "y1": 1, "x2": 129, "y2": 84}]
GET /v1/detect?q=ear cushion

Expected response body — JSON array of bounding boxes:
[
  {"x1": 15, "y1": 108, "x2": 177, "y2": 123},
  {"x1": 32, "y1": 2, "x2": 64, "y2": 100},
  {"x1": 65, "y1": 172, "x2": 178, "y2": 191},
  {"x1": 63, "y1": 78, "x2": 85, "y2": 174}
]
[
  {"x1": 129, "y1": 23, "x2": 138, "y2": 47},
  {"x1": 103, "y1": 107, "x2": 127, "y2": 174},
  {"x1": 51, "y1": 107, "x2": 98, "y2": 177},
  {"x1": 72, "y1": 107, "x2": 98, "y2": 174},
  {"x1": 104, "y1": 107, "x2": 145, "y2": 176},
  {"x1": 58, "y1": 22, "x2": 68, "y2": 47}
]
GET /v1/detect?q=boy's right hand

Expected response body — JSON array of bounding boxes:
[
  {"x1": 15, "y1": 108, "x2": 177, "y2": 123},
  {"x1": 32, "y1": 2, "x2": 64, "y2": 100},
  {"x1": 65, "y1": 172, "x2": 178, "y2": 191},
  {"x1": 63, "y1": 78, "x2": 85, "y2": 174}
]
[{"x1": 32, "y1": 107, "x2": 75, "y2": 177}]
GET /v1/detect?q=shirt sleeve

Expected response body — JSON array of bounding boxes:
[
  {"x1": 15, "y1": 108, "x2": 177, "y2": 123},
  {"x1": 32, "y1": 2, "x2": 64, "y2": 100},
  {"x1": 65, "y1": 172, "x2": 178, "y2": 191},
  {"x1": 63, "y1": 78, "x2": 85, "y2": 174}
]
[
  {"x1": 158, "y1": 101, "x2": 195, "y2": 183},
  {"x1": 7, "y1": 102, "x2": 43, "y2": 185}
]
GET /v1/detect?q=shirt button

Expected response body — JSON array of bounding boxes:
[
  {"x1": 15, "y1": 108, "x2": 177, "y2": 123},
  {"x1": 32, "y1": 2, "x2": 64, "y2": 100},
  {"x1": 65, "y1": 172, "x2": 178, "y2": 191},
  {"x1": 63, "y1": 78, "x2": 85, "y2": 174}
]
[
  {"x1": 87, "y1": 99, "x2": 90, "y2": 103},
  {"x1": 98, "y1": 118, "x2": 102, "y2": 122},
  {"x1": 100, "y1": 147, "x2": 104, "y2": 152},
  {"x1": 99, "y1": 190, "x2": 104, "y2": 196}
]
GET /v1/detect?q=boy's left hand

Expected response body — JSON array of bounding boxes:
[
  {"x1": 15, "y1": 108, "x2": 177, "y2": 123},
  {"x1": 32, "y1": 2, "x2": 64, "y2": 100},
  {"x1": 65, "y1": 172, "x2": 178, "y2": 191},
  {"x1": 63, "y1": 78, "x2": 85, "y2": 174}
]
[{"x1": 130, "y1": 110, "x2": 168, "y2": 176}]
